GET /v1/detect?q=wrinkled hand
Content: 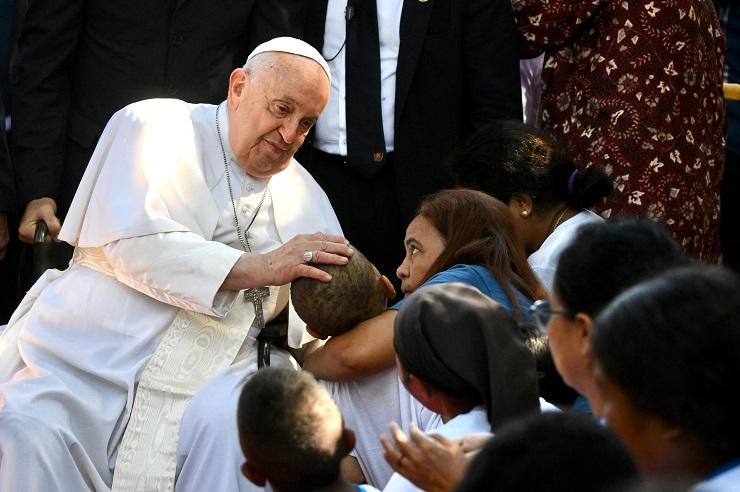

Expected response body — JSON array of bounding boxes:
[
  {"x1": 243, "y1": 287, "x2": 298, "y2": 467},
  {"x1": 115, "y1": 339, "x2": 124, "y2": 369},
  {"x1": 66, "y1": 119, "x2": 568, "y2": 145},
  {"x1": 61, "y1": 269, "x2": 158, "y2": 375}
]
[
  {"x1": 380, "y1": 422, "x2": 468, "y2": 492},
  {"x1": 224, "y1": 232, "x2": 353, "y2": 291},
  {"x1": 262, "y1": 232, "x2": 352, "y2": 285},
  {"x1": 18, "y1": 197, "x2": 61, "y2": 244},
  {"x1": 0, "y1": 212, "x2": 8, "y2": 260}
]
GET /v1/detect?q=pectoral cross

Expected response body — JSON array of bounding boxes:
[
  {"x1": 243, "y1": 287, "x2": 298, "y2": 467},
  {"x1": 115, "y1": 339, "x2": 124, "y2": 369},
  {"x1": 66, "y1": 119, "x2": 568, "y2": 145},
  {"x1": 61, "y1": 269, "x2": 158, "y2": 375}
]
[{"x1": 244, "y1": 287, "x2": 270, "y2": 330}]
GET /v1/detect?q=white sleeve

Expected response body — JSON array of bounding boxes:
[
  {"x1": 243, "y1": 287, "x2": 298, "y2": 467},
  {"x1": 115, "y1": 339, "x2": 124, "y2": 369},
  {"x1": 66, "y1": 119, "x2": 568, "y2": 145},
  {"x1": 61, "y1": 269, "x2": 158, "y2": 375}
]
[
  {"x1": 103, "y1": 232, "x2": 244, "y2": 316},
  {"x1": 382, "y1": 473, "x2": 421, "y2": 492}
]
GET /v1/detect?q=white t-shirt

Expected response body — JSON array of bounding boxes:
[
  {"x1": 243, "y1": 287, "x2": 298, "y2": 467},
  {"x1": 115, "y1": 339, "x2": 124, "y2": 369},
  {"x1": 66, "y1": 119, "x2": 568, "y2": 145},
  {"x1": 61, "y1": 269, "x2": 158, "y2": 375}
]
[
  {"x1": 528, "y1": 210, "x2": 603, "y2": 292},
  {"x1": 694, "y1": 461, "x2": 740, "y2": 491},
  {"x1": 323, "y1": 370, "x2": 441, "y2": 489},
  {"x1": 381, "y1": 399, "x2": 559, "y2": 492}
]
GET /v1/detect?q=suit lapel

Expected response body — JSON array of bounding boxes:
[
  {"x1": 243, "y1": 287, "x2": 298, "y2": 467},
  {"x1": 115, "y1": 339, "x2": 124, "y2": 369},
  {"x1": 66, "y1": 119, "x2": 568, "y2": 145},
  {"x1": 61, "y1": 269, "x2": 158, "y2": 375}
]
[
  {"x1": 394, "y1": 0, "x2": 434, "y2": 129},
  {"x1": 172, "y1": 0, "x2": 188, "y2": 14}
]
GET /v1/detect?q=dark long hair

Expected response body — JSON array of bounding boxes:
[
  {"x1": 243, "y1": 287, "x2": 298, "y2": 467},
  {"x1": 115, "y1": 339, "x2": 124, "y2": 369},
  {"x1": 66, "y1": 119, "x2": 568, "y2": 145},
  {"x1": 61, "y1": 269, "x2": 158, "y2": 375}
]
[
  {"x1": 416, "y1": 189, "x2": 545, "y2": 316},
  {"x1": 451, "y1": 120, "x2": 613, "y2": 213},
  {"x1": 594, "y1": 266, "x2": 740, "y2": 465},
  {"x1": 554, "y1": 219, "x2": 690, "y2": 316}
]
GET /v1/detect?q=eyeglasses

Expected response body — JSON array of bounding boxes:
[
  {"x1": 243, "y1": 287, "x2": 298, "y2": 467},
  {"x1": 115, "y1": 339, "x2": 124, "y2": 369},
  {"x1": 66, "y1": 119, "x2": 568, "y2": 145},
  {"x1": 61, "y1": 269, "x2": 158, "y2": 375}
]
[{"x1": 529, "y1": 299, "x2": 574, "y2": 333}]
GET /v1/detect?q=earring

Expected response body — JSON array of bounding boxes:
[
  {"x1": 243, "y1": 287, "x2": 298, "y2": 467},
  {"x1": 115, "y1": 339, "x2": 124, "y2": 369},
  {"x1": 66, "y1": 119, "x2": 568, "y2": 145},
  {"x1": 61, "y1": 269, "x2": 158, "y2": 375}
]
[{"x1": 521, "y1": 210, "x2": 529, "y2": 217}]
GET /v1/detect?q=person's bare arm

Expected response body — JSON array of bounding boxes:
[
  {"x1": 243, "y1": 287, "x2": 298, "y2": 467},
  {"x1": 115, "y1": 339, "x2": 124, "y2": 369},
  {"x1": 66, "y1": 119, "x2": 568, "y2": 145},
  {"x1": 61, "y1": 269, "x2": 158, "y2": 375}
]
[
  {"x1": 302, "y1": 309, "x2": 397, "y2": 381},
  {"x1": 340, "y1": 456, "x2": 365, "y2": 484}
]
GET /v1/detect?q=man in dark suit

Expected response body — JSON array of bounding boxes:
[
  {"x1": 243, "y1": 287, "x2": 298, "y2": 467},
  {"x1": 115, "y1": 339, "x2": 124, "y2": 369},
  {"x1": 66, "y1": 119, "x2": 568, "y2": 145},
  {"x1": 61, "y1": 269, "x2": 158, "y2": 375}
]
[
  {"x1": 0, "y1": 99, "x2": 13, "y2": 262},
  {"x1": 11, "y1": 0, "x2": 302, "y2": 245},
  {"x1": 298, "y1": 0, "x2": 522, "y2": 289}
]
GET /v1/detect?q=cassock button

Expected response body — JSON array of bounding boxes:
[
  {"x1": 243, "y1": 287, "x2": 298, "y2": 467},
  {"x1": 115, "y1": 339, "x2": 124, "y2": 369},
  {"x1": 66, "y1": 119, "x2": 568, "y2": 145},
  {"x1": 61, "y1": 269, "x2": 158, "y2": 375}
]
[
  {"x1": 172, "y1": 33, "x2": 183, "y2": 46},
  {"x1": 373, "y1": 152, "x2": 384, "y2": 163}
]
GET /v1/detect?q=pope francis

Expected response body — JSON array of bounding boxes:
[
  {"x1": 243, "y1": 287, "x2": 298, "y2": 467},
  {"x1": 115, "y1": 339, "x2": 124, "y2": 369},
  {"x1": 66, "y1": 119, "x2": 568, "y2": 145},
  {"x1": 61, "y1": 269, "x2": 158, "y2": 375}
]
[{"x1": 0, "y1": 38, "x2": 351, "y2": 491}]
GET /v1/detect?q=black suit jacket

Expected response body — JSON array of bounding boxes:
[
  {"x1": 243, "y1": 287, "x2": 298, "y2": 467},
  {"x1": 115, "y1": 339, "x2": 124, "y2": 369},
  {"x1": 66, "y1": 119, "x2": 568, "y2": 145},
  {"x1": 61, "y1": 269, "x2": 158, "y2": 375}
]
[
  {"x1": 11, "y1": 0, "x2": 301, "y2": 216},
  {"x1": 0, "y1": 98, "x2": 13, "y2": 215},
  {"x1": 301, "y1": 0, "x2": 522, "y2": 221}
]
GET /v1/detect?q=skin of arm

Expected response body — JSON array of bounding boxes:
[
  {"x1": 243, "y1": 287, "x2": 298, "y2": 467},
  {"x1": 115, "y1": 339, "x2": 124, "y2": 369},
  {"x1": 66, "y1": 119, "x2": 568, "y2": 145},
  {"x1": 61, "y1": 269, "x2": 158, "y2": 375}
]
[
  {"x1": 340, "y1": 456, "x2": 365, "y2": 484},
  {"x1": 301, "y1": 309, "x2": 397, "y2": 381}
]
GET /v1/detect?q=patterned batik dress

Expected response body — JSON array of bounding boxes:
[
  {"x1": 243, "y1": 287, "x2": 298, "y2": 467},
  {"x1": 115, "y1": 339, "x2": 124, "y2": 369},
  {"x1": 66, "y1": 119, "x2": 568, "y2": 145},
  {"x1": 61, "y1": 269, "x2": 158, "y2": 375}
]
[{"x1": 513, "y1": 0, "x2": 726, "y2": 261}]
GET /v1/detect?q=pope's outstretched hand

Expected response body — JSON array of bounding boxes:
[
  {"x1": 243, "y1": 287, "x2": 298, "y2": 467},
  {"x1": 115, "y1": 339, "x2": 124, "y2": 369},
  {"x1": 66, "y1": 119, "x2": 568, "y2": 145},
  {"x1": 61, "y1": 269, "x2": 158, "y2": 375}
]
[{"x1": 221, "y1": 232, "x2": 353, "y2": 290}]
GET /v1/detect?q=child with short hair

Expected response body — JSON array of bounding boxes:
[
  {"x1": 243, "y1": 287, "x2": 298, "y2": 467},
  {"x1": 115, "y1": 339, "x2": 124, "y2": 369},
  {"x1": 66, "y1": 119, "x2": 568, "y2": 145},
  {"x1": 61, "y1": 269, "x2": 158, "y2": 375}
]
[{"x1": 237, "y1": 367, "x2": 379, "y2": 492}]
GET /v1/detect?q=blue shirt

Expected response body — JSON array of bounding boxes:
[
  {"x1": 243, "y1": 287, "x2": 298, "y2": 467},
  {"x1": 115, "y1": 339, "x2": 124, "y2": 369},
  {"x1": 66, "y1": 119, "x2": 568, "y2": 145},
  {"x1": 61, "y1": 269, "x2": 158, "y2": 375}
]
[{"x1": 391, "y1": 264, "x2": 533, "y2": 323}]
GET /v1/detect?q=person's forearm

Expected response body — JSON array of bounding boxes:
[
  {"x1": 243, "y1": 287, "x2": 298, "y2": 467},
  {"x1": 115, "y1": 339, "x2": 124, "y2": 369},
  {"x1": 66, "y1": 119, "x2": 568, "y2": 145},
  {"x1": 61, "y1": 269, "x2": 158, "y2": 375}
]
[
  {"x1": 303, "y1": 310, "x2": 397, "y2": 380},
  {"x1": 221, "y1": 252, "x2": 270, "y2": 291}
]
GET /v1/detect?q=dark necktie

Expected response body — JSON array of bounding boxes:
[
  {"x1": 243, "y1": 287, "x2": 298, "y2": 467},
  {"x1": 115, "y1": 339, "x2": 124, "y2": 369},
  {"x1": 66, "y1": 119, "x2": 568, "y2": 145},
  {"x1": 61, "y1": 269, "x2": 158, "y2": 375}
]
[{"x1": 345, "y1": 0, "x2": 387, "y2": 178}]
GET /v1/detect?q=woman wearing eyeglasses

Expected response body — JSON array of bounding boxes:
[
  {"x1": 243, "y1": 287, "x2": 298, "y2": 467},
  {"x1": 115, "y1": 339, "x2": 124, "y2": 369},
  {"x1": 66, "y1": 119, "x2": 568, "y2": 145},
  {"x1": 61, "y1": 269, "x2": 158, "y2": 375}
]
[
  {"x1": 532, "y1": 219, "x2": 689, "y2": 415},
  {"x1": 450, "y1": 119, "x2": 613, "y2": 291},
  {"x1": 377, "y1": 220, "x2": 691, "y2": 492}
]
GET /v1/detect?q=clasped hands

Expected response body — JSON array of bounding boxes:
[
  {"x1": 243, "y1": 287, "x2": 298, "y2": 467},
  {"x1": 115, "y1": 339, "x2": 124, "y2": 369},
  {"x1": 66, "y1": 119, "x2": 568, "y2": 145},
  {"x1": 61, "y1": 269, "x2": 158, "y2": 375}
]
[{"x1": 380, "y1": 422, "x2": 491, "y2": 492}]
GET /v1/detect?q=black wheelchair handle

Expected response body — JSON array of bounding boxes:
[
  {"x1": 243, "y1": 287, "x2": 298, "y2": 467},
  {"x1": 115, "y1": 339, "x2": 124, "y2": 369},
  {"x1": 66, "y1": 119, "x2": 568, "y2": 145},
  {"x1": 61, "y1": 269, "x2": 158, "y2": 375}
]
[{"x1": 34, "y1": 221, "x2": 49, "y2": 244}]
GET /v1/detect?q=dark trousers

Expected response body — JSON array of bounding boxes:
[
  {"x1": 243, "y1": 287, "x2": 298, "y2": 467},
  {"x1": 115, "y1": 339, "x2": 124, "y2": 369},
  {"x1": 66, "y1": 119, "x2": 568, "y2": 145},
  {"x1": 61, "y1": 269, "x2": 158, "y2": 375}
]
[
  {"x1": 0, "y1": 214, "x2": 21, "y2": 324},
  {"x1": 721, "y1": 148, "x2": 740, "y2": 272},
  {"x1": 299, "y1": 148, "x2": 406, "y2": 298}
]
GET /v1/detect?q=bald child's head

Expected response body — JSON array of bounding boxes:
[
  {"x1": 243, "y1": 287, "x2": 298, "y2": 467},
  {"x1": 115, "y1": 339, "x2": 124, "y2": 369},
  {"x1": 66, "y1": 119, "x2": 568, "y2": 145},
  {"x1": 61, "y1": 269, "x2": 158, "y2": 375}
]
[{"x1": 291, "y1": 248, "x2": 395, "y2": 338}]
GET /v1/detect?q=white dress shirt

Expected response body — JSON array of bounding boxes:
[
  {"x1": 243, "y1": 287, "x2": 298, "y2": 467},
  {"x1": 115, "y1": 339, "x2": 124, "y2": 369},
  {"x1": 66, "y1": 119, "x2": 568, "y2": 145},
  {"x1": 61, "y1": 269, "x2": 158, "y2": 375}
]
[{"x1": 314, "y1": 0, "x2": 403, "y2": 155}]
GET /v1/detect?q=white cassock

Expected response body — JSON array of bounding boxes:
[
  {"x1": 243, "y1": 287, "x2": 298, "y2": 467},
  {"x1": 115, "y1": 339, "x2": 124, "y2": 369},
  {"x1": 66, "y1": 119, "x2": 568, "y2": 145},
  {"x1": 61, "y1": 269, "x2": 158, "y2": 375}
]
[{"x1": 0, "y1": 99, "x2": 342, "y2": 491}]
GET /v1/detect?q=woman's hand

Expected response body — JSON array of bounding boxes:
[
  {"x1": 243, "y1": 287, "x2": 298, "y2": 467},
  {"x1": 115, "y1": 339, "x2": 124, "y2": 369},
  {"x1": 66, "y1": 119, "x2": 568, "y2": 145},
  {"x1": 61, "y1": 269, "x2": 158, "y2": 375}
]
[{"x1": 380, "y1": 422, "x2": 471, "y2": 492}]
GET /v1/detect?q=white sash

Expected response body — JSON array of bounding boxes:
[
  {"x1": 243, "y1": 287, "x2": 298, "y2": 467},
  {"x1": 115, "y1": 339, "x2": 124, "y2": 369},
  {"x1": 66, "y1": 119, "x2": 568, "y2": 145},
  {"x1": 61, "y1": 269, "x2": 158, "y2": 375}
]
[
  {"x1": 111, "y1": 300, "x2": 256, "y2": 491},
  {"x1": 74, "y1": 249, "x2": 279, "y2": 491}
]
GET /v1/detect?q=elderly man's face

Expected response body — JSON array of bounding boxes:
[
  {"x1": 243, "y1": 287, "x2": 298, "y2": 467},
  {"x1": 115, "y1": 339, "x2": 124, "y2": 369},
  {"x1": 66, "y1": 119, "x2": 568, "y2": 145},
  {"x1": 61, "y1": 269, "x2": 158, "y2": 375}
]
[{"x1": 227, "y1": 55, "x2": 329, "y2": 178}]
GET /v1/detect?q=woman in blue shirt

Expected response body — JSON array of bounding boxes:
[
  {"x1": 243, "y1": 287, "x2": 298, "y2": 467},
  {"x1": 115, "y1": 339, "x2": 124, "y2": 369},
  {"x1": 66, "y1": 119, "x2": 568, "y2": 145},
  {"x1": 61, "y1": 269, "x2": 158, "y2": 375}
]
[{"x1": 303, "y1": 189, "x2": 544, "y2": 380}]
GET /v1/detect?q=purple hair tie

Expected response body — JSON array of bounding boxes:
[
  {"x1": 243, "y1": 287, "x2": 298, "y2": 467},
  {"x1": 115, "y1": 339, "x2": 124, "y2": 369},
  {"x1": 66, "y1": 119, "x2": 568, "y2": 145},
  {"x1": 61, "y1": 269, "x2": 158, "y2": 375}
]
[{"x1": 567, "y1": 169, "x2": 579, "y2": 194}]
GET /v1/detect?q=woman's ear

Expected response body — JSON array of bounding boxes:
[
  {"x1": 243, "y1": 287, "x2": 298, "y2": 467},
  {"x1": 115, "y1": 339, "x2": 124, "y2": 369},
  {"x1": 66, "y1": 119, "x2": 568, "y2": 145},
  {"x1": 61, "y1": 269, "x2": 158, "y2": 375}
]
[
  {"x1": 573, "y1": 312, "x2": 595, "y2": 357},
  {"x1": 405, "y1": 375, "x2": 447, "y2": 414},
  {"x1": 509, "y1": 193, "x2": 535, "y2": 217}
]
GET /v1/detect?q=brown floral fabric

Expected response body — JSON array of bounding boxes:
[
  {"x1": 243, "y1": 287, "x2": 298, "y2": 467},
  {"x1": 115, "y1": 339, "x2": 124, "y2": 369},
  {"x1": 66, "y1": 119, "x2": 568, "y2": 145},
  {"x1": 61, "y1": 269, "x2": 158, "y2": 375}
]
[{"x1": 513, "y1": 0, "x2": 726, "y2": 261}]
